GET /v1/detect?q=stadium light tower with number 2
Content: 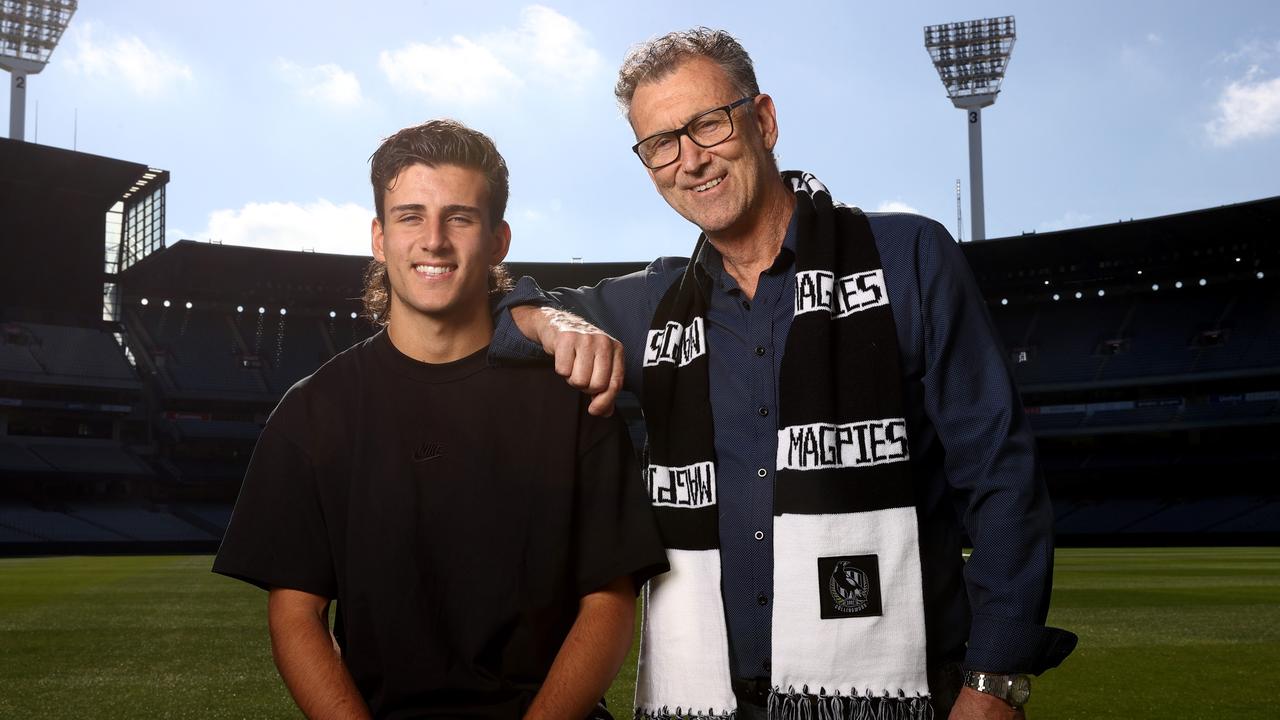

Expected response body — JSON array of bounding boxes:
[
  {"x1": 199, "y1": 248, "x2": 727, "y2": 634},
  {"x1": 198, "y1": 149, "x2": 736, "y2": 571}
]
[
  {"x1": 0, "y1": 0, "x2": 77, "y2": 141},
  {"x1": 924, "y1": 15, "x2": 1016, "y2": 242}
]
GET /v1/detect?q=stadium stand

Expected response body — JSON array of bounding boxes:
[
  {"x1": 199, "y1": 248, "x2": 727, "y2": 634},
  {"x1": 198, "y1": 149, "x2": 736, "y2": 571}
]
[
  {"x1": 2, "y1": 137, "x2": 1277, "y2": 552},
  {"x1": 2, "y1": 321, "x2": 138, "y2": 389}
]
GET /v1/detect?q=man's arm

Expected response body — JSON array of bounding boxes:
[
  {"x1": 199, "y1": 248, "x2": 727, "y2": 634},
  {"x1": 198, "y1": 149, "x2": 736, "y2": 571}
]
[
  {"x1": 914, "y1": 219, "x2": 1076, "y2": 676},
  {"x1": 267, "y1": 588, "x2": 371, "y2": 720},
  {"x1": 494, "y1": 265, "x2": 683, "y2": 415},
  {"x1": 512, "y1": 305, "x2": 627, "y2": 417},
  {"x1": 523, "y1": 576, "x2": 636, "y2": 720},
  {"x1": 949, "y1": 688, "x2": 1025, "y2": 720}
]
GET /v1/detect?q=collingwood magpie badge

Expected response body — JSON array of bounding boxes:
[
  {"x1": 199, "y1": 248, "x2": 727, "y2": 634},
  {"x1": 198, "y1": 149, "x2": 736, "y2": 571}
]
[{"x1": 818, "y1": 554, "x2": 883, "y2": 619}]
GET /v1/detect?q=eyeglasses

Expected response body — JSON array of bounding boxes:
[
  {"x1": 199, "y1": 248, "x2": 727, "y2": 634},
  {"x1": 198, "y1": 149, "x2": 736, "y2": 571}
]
[{"x1": 631, "y1": 96, "x2": 757, "y2": 170}]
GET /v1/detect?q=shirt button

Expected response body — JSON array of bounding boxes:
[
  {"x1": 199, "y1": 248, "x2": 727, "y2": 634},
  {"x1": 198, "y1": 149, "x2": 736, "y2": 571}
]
[
  {"x1": 757, "y1": 592, "x2": 769, "y2": 606},
  {"x1": 757, "y1": 468, "x2": 768, "y2": 478},
  {"x1": 742, "y1": 300, "x2": 751, "y2": 310},
  {"x1": 755, "y1": 346, "x2": 766, "y2": 357},
  {"x1": 758, "y1": 406, "x2": 769, "y2": 417},
  {"x1": 754, "y1": 530, "x2": 765, "y2": 541}
]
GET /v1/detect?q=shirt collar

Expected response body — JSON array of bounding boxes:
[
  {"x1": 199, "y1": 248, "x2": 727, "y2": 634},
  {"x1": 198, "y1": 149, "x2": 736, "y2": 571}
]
[{"x1": 695, "y1": 207, "x2": 800, "y2": 289}]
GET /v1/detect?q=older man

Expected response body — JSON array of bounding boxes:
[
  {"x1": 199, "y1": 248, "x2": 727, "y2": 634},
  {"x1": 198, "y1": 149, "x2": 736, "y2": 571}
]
[{"x1": 496, "y1": 29, "x2": 1075, "y2": 720}]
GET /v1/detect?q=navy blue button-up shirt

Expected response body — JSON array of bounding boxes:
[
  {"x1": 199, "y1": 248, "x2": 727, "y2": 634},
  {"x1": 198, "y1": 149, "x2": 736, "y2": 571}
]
[{"x1": 493, "y1": 208, "x2": 1071, "y2": 678}]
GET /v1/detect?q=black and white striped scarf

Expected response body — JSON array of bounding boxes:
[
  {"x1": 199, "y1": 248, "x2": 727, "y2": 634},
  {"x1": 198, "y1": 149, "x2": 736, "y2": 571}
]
[{"x1": 636, "y1": 172, "x2": 931, "y2": 720}]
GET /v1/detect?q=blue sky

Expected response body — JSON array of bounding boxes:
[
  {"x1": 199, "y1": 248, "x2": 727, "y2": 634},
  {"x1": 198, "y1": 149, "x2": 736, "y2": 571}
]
[{"x1": 9, "y1": 0, "x2": 1280, "y2": 262}]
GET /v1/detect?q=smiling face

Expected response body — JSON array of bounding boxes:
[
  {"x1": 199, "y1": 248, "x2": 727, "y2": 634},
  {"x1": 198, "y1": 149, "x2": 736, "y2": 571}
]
[
  {"x1": 629, "y1": 56, "x2": 781, "y2": 240},
  {"x1": 371, "y1": 163, "x2": 510, "y2": 330}
]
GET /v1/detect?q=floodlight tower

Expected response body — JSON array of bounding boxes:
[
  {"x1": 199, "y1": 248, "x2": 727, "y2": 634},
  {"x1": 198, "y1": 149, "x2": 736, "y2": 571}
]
[
  {"x1": 924, "y1": 15, "x2": 1015, "y2": 242},
  {"x1": 0, "y1": 0, "x2": 77, "y2": 141}
]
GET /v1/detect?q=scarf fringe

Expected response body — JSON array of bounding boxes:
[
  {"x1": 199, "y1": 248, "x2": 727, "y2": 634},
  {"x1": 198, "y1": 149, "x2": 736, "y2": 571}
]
[
  {"x1": 634, "y1": 706, "x2": 736, "y2": 720},
  {"x1": 631, "y1": 688, "x2": 931, "y2": 720},
  {"x1": 766, "y1": 686, "x2": 933, "y2": 720}
]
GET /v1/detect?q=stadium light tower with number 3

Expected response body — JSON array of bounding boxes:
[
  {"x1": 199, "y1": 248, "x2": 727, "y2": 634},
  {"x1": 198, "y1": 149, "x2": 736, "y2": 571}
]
[{"x1": 924, "y1": 15, "x2": 1016, "y2": 242}]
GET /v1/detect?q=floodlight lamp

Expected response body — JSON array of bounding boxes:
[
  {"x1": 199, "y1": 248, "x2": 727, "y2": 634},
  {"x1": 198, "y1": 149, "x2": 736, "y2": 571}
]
[
  {"x1": 162, "y1": 299, "x2": 171, "y2": 308},
  {"x1": 924, "y1": 15, "x2": 1016, "y2": 109},
  {"x1": 0, "y1": 0, "x2": 76, "y2": 69},
  {"x1": 1052, "y1": 293, "x2": 1060, "y2": 301},
  {"x1": 1198, "y1": 278, "x2": 1207, "y2": 287},
  {"x1": 328, "y1": 310, "x2": 336, "y2": 319},
  {"x1": 258, "y1": 306, "x2": 265, "y2": 315},
  {"x1": 350, "y1": 312, "x2": 357, "y2": 320},
  {"x1": 185, "y1": 301, "x2": 193, "y2": 309},
  {"x1": 140, "y1": 298, "x2": 148, "y2": 306},
  {"x1": 236, "y1": 305, "x2": 244, "y2": 313},
  {"x1": 1175, "y1": 281, "x2": 1183, "y2": 289},
  {"x1": 1258, "y1": 272, "x2": 1266, "y2": 280},
  {"x1": 279, "y1": 308, "x2": 287, "y2": 316},
  {"x1": 1074, "y1": 291, "x2": 1082, "y2": 299},
  {"x1": 2, "y1": 1, "x2": 78, "y2": 140},
  {"x1": 1152, "y1": 284, "x2": 1160, "y2": 292}
]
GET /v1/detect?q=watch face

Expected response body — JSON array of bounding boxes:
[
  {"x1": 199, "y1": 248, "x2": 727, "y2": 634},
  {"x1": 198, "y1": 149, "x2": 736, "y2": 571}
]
[{"x1": 1009, "y1": 674, "x2": 1032, "y2": 705}]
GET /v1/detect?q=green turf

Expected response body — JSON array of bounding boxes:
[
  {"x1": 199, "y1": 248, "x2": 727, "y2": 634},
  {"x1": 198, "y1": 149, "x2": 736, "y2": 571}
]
[
  {"x1": 1, "y1": 548, "x2": 1277, "y2": 718},
  {"x1": 1034, "y1": 547, "x2": 1280, "y2": 719}
]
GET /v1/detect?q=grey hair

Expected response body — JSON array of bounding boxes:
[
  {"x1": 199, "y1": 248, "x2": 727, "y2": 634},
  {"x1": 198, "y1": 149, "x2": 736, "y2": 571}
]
[{"x1": 614, "y1": 27, "x2": 760, "y2": 114}]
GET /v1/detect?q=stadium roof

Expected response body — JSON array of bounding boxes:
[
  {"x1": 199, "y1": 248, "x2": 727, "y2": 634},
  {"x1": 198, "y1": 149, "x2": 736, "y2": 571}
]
[
  {"x1": 0, "y1": 137, "x2": 148, "y2": 211},
  {"x1": 117, "y1": 240, "x2": 646, "y2": 311},
  {"x1": 116, "y1": 194, "x2": 1278, "y2": 310},
  {"x1": 0, "y1": 138, "x2": 159, "y2": 325},
  {"x1": 965, "y1": 194, "x2": 1279, "y2": 300}
]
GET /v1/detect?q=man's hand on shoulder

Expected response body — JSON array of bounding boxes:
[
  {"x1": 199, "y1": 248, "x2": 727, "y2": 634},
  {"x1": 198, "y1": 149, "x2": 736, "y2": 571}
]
[
  {"x1": 949, "y1": 687, "x2": 1026, "y2": 720},
  {"x1": 511, "y1": 305, "x2": 625, "y2": 417}
]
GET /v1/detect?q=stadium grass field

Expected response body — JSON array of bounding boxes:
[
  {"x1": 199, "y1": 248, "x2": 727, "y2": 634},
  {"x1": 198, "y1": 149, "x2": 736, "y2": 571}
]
[{"x1": 1, "y1": 547, "x2": 1277, "y2": 719}]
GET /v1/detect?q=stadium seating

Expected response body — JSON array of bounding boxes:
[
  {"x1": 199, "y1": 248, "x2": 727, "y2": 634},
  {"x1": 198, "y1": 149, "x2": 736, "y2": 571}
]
[
  {"x1": 1123, "y1": 496, "x2": 1267, "y2": 534},
  {"x1": 1000, "y1": 285, "x2": 1280, "y2": 390},
  {"x1": 0, "y1": 503, "x2": 131, "y2": 542},
  {"x1": 26, "y1": 441, "x2": 153, "y2": 475},
  {"x1": 127, "y1": 306, "x2": 353, "y2": 397},
  {"x1": 67, "y1": 503, "x2": 217, "y2": 542},
  {"x1": 1211, "y1": 500, "x2": 1280, "y2": 533},
  {"x1": 173, "y1": 502, "x2": 234, "y2": 536},
  {"x1": 1054, "y1": 497, "x2": 1169, "y2": 535},
  {"x1": 0, "y1": 442, "x2": 55, "y2": 473},
  {"x1": 0, "y1": 322, "x2": 137, "y2": 387}
]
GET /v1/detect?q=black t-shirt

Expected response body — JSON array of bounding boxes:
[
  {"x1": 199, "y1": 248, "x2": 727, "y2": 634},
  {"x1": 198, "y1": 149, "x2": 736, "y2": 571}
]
[{"x1": 213, "y1": 331, "x2": 668, "y2": 719}]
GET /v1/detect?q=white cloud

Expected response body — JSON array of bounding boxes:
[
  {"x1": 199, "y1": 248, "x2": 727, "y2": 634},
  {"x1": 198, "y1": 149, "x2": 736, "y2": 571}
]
[
  {"x1": 380, "y1": 36, "x2": 519, "y2": 104},
  {"x1": 875, "y1": 200, "x2": 920, "y2": 214},
  {"x1": 196, "y1": 200, "x2": 373, "y2": 256},
  {"x1": 1216, "y1": 39, "x2": 1280, "y2": 67},
  {"x1": 1038, "y1": 211, "x2": 1094, "y2": 233},
  {"x1": 378, "y1": 4, "x2": 599, "y2": 104},
  {"x1": 64, "y1": 22, "x2": 192, "y2": 97},
  {"x1": 1206, "y1": 67, "x2": 1280, "y2": 146},
  {"x1": 1146, "y1": 33, "x2": 1162, "y2": 45},
  {"x1": 503, "y1": 5, "x2": 601, "y2": 87},
  {"x1": 277, "y1": 60, "x2": 363, "y2": 107}
]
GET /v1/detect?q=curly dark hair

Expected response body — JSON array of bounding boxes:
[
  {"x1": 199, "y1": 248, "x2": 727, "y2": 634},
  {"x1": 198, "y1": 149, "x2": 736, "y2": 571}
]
[{"x1": 362, "y1": 119, "x2": 514, "y2": 325}]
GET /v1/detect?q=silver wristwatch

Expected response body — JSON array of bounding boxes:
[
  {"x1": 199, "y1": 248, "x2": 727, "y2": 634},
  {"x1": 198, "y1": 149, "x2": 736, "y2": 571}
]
[{"x1": 963, "y1": 670, "x2": 1032, "y2": 708}]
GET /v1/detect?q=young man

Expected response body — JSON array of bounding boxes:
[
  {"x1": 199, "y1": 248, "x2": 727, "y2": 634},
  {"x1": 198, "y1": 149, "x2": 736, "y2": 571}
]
[
  {"x1": 496, "y1": 30, "x2": 1075, "y2": 720},
  {"x1": 213, "y1": 119, "x2": 668, "y2": 720}
]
